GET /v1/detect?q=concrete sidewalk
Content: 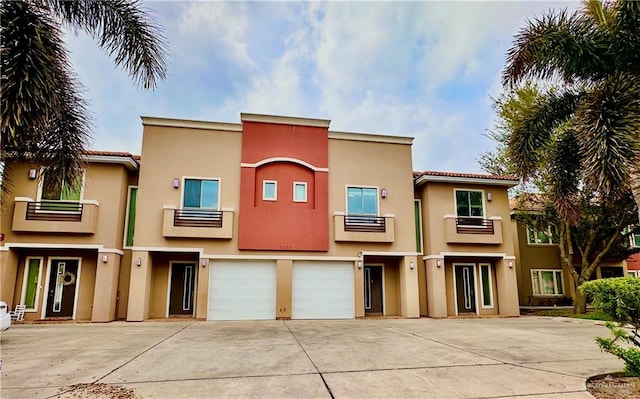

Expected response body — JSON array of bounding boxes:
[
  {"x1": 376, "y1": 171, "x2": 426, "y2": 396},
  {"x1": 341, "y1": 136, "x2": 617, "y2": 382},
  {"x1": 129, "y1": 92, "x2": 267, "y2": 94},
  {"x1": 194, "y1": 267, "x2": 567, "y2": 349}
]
[{"x1": 0, "y1": 317, "x2": 622, "y2": 398}]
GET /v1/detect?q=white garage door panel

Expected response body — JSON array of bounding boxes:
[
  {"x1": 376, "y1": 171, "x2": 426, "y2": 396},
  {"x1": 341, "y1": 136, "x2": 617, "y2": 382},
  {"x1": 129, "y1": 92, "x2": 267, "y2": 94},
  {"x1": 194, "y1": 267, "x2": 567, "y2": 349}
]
[
  {"x1": 208, "y1": 261, "x2": 276, "y2": 320},
  {"x1": 292, "y1": 262, "x2": 354, "y2": 319}
]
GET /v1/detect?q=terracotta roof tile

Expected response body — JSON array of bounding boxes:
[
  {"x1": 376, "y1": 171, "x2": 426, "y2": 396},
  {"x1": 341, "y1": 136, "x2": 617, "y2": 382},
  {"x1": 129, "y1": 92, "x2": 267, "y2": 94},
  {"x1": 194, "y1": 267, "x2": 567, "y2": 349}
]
[
  {"x1": 413, "y1": 170, "x2": 518, "y2": 181},
  {"x1": 83, "y1": 150, "x2": 139, "y2": 159}
]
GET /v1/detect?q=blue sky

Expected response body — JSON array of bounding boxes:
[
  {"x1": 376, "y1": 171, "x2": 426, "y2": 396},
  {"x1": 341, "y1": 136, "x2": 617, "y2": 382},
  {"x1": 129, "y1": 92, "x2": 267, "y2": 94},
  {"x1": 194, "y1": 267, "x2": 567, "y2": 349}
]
[{"x1": 65, "y1": 1, "x2": 578, "y2": 174}]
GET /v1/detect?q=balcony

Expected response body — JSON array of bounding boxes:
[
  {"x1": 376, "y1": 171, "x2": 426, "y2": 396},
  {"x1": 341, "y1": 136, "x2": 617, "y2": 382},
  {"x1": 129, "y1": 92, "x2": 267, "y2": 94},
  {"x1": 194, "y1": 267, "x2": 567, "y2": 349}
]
[
  {"x1": 162, "y1": 206, "x2": 233, "y2": 239},
  {"x1": 334, "y1": 212, "x2": 395, "y2": 243},
  {"x1": 444, "y1": 216, "x2": 503, "y2": 245},
  {"x1": 12, "y1": 197, "x2": 98, "y2": 235}
]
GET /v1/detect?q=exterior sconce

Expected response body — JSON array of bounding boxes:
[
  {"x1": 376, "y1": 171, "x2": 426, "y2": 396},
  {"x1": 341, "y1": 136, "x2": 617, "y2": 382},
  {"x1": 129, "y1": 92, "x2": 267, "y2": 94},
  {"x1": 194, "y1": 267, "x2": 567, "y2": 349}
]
[
  {"x1": 28, "y1": 168, "x2": 37, "y2": 179},
  {"x1": 135, "y1": 258, "x2": 142, "y2": 266},
  {"x1": 486, "y1": 192, "x2": 493, "y2": 201},
  {"x1": 381, "y1": 188, "x2": 387, "y2": 198},
  {"x1": 357, "y1": 261, "x2": 363, "y2": 269},
  {"x1": 436, "y1": 260, "x2": 442, "y2": 268},
  {"x1": 409, "y1": 262, "x2": 415, "y2": 270},
  {"x1": 508, "y1": 261, "x2": 514, "y2": 268},
  {"x1": 172, "y1": 178, "x2": 180, "y2": 189},
  {"x1": 200, "y1": 259, "x2": 208, "y2": 267},
  {"x1": 101, "y1": 254, "x2": 108, "y2": 263}
]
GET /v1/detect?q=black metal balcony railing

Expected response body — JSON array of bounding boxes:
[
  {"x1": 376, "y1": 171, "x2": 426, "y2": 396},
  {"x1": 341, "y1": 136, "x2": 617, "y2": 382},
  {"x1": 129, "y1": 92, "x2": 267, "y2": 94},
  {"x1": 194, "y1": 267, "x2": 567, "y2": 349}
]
[
  {"x1": 455, "y1": 218, "x2": 494, "y2": 234},
  {"x1": 344, "y1": 215, "x2": 386, "y2": 233},
  {"x1": 26, "y1": 201, "x2": 83, "y2": 222},
  {"x1": 174, "y1": 208, "x2": 223, "y2": 228}
]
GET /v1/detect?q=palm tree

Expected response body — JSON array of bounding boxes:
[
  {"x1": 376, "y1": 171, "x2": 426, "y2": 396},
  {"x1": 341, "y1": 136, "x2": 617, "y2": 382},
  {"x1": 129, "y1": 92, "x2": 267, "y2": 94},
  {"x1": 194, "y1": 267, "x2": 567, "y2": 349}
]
[
  {"x1": 1, "y1": 0, "x2": 168, "y2": 195},
  {"x1": 501, "y1": 0, "x2": 640, "y2": 313},
  {"x1": 502, "y1": 0, "x2": 640, "y2": 223}
]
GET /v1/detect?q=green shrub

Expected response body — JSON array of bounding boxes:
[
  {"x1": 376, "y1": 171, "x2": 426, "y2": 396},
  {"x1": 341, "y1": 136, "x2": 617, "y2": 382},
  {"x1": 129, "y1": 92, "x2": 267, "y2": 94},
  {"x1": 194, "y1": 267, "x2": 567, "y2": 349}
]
[{"x1": 580, "y1": 277, "x2": 640, "y2": 377}]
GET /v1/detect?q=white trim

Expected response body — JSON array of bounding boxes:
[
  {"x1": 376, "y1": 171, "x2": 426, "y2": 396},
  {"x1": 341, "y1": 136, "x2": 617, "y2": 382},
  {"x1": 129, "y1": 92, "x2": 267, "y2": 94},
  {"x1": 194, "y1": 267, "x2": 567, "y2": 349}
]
[
  {"x1": 345, "y1": 185, "x2": 379, "y2": 216},
  {"x1": 293, "y1": 181, "x2": 308, "y2": 203},
  {"x1": 415, "y1": 174, "x2": 519, "y2": 187},
  {"x1": 241, "y1": 157, "x2": 329, "y2": 172},
  {"x1": 83, "y1": 155, "x2": 137, "y2": 170},
  {"x1": 424, "y1": 252, "x2": 509, "y2": 260},
  {"x1": 454, "y1": 188, "x2": 486, "y2": 219},
  {"x1": 364, "y1": 263, "x2": 385, "y2": 315},
  {"x1": 531, "y1": 269, "x2": 564, "y2": 296},
  {"x1": 123, "y1": 185, "x2": 138, "y2": 248},
  {"x1": 328, "y1": 131, "x2": 414, "y2": 145},
  {"x1": 41, "y1": 257, "x2": 82, "y2": 320},
  {"x1": 181, "y1": 177, "x2": 221, "y2": 210},
  {"x1": 361, "y1": 251, "x2": 421, "y2": 257},
  {"x1": 241, "y1": 112, "x2": 331, "y2": 128},
  {"x1": 628, "y1": 270, "x2": 639, "y2": 278},
  {"x1": 262, "y1": 180, "x2": 278, "y2": 201},
  {"x1": 478, "y1": 263, "x2": 494, "y2": 309},
  {"x1": 453, "y1": 263, "x2": 479, "y2": 316},
  {"x1": 423, "y1": 255, "x2": 445, "y2": 261},
  {"x1": 20, "y1": 257, "x2": 44, "y2": 312},
  {"x1": 141, "y1": 116, "x2": 243, "y2": 132},
  {"x1": 3, "y1": 243, "x2": 124, "y2": 255},
  {"x1": 14, "y1": 196, "x2": 35, "y2": 202}
]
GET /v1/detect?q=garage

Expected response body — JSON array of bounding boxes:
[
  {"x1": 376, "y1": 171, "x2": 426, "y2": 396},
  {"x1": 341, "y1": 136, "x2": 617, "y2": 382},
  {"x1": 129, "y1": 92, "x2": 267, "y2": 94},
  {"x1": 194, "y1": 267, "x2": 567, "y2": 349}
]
[
  {"x1": 208, "y1": 260, "x2": 276, "y2": 320},
  {"x1": 292, "y1": 261, "x2": 354, "y2": 319}
]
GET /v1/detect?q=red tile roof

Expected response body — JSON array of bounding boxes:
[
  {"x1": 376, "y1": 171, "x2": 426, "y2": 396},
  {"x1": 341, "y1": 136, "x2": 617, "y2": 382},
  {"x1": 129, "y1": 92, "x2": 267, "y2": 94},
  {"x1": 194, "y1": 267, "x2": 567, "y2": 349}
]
[
  {"x1": 413, "y1": 170, "x2": 518, "y2": 181},
  {"x1": 83, "y1": 150, "x2": 139, "y2": 159},
  {"x1": 628, "y1": 253, "x2": 640, "y2": 270}
]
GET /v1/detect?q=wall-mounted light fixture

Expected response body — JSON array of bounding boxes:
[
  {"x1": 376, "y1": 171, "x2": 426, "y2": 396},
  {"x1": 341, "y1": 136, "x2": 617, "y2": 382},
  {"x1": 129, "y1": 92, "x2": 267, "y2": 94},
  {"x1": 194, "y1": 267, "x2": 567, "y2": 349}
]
[
  {"x1": 486, "y1": 192, "x2": 493, "y2": 201},
  {"x1": 436, "y1": 260, "x2": 442, "y2": 268},
  {"x1": 172, "y1": 178, "x2": 180, "y2": 189},
  {"x1": 200, "y1": 259, "x2": 208, "y2": 267},
  {"x1": 357, "y1": 260, "x2": 363, "y2": 269},
  {"x1": 409, "y1": 262, "x2": 415, "y2": 270},
  {"x1": 136, "y1": 258, "x2": 142, "y2": 266},
  {"x1": 508, "y1": 261, "x2": 514, "y2": 268},
  {"x1": 28, "y1": 168, "x2": 37, "y2": 179},
  {"x1": 381, "y1": 188, "x2": 387, "y2": 198},
  {"x1": 102, "y1": 254, "x2": 108, "y2": 263}
]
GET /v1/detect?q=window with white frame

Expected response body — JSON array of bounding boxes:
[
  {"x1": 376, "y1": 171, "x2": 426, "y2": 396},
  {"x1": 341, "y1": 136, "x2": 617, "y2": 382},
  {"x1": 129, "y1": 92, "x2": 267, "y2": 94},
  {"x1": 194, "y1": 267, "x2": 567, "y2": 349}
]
[
  {"x1": 479, "y1": 264, "x2": 493, "y2": 308},
  {"x1": 39, "y1": 171, "x2": 84, "y2": 201},
  {"x1": 21, "y1": 257, "x2": 43, "y2": 311},
  {"x1": 527, "y1": 225, "x2": 555, "y2": 244},
  {"x1": 263, "y1": 180, "x2": 277, "y2": 201},
  {"x1": 347, "y1": 186, "x2": 378, "y2": 215},
  {"x1": 531, "y1": 269, "x2": 564, "y2": 296},
  {"x1": 455, "y1": 189, "x2": 484, "y2": 218},
  {"x1": 628, "y1": 270, "x2": 639, "y2": 278},
  {"x1": 293, "y1": 182, "x2": 307, "y2": 202},
  {"x1": 630, "y1": 233, "x2": 640, "y2": 248},
  {"x1": 183, "y1": 178, "x2": 219, "y2": 209}
]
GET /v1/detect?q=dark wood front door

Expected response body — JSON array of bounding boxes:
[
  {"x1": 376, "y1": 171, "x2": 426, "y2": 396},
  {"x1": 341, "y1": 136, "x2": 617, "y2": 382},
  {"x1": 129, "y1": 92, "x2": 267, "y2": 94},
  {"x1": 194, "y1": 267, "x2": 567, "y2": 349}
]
[
  {"x1": 169, "y1": 263, "x2": 196, "y2": 315},
  {"x1": 46, "y1": 259, "x2": 79, "y2": 318},
  {"x1": 455, "y1": 265, "x2": 476, "y2": 314},
  {"x1": 364, "y1": 266, "x2": 383, "y2": 314}
]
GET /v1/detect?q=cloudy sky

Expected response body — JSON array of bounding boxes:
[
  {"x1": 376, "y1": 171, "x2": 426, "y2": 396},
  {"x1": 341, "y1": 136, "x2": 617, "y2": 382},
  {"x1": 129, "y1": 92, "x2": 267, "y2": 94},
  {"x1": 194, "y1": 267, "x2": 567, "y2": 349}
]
[{"x1": 65, "y1": 1, "x2": 579, "y2": 174}]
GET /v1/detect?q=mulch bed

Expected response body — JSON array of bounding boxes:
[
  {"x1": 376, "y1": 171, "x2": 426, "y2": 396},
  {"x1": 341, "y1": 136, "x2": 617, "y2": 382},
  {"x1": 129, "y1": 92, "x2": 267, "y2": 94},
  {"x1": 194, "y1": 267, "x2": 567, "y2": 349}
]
[{"x1": 587, "y1": 374, "x2": 640, "y2": 399}]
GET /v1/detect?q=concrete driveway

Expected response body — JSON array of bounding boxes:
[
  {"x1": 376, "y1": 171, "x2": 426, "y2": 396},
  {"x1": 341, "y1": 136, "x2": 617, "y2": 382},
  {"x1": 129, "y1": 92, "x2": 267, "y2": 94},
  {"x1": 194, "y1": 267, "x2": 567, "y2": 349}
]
[{"x1": 0, "y1": 317, "x2": 622, "y2": 399}]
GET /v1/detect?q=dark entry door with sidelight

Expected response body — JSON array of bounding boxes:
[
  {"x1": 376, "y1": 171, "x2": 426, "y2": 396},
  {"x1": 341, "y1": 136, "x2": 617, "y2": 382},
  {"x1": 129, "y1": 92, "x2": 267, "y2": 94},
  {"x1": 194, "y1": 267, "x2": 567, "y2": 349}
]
[
  {"x1": 455, "y1": 264, "x2": 476, "y2": 314},
  {"x1": 46, "y1": 259, "x2": 79, "y2": 318},
  {"x1": 364, "y1": 265, "x2": 383, "y2": 314},
  {"x1": 169, "y1": 263, "x2": 196, "y2": 315}
]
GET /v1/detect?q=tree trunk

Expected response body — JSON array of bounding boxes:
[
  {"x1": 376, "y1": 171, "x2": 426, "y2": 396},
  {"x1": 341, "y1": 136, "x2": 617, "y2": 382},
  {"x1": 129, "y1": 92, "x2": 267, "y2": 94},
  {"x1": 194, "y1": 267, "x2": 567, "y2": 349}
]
[{"x1": 573, "y1": 283, "x2": 588, "y2": 314}]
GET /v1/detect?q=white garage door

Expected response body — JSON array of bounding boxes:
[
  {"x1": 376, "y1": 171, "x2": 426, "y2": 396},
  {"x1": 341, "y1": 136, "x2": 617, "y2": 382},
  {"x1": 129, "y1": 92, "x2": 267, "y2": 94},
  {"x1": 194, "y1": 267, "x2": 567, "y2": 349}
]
[
  {"x1": 208, "y1": 260, "x2": 276, "y2": 320},
  {"x1": 292, "y1": 261, "x2": 354, "y2": 319}
]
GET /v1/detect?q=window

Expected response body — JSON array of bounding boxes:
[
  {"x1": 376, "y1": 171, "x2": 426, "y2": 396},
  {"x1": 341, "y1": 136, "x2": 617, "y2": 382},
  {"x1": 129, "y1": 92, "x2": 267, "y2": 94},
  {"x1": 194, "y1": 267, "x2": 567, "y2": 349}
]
[
  {"x1": 455, "y1": 190, "x2": 484, "y2": 218},
  {"x1": 184, "y1": 179, "x2": 219, "y2": 209},
  {"x1": 531, "y1": 269, "x2": 564, "y2": 296},
  {"x1": 631, "y1": 234, "x2": 640, "y2": 248},
  {"x1": 21, "y1": 257, "x2": 42, "y2": 311},
  {"x1": 527, "y1": 226, "x2": 555, "y2": 244},
  {"x1": 628, "y1": 271, "x2": 638, "y2": 278},
  {"x1": 293, "y1": 182, "x2": 307, "y2": 202},
  {"x1": 124, "y1": 186, "x2": 138, "y2": 247},
  {"x1": 479, "y1": 264, "x2": 493, "y2": 307},
  {"x1": 347, "y1": 187, "x2": 378, "y2": 215},
  {"x1": 263, "y1": 180, "x2": 277, "y2": 201},
  {"x1": 40, "y1": 172, "x2": 83, "y2": 201}
]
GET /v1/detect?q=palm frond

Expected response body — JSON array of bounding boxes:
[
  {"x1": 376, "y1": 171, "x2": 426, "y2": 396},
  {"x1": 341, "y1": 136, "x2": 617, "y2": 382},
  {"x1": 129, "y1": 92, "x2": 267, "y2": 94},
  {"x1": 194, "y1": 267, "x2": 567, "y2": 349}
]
[
  {"x1": 582, "y1": 0, "x2": 615, "y2": 28},
  {"x1": 576, "y1": 73, "x2": 640, "y2": 200},
  {"x1": 506, "y1": 88, "x2": 581, "y2": 178},
  {"x1": 47, "y1": 0, "x2": 168, "y2": 89},
  {"x1": 503, "y1": 9, "x2": 607, "y2": 87},
  {"x1": 610, "y1": 0, "x2": 640, "y2": 75}
]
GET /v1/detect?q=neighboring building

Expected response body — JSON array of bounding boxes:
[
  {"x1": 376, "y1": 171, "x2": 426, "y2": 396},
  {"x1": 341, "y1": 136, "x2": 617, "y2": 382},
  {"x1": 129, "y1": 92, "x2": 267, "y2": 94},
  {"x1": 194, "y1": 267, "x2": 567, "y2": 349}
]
[
  {"x1": 0, "y1": 113, "x2": 522, "y2": 321},
  {"x1": 414, "y1": 172, "x2": 520, "y2": 317},
  {"x1": 510, "y1": 199, "x2": 628, "y2": 307},
  {"x1": 0, "y1": 151, "x2": 138, "y2": 322},
  {"x1": 626, "y1": 226, "x2": 640, "y2": 277}
]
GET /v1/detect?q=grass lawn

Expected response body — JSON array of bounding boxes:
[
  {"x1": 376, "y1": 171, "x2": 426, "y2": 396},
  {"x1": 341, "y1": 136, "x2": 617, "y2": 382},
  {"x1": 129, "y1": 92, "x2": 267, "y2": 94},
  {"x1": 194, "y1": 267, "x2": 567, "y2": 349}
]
[{"x1": 524, "y1": 308, "x2": 614, "y2": 321}]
